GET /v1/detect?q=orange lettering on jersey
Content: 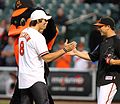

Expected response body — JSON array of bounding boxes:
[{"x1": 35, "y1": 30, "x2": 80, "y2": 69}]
[{"x1": 20, "y1": 32, "x2": 31, "y2": 42}]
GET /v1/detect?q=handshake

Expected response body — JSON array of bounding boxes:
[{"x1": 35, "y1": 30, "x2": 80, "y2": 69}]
[{"x1": 62, "y1": 39, "x2": 77, "y2": 53}]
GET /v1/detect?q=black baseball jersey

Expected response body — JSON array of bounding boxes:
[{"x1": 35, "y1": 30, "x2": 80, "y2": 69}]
[{"x1": 88, "y1": 35, "x2": 120, "y2": 87}]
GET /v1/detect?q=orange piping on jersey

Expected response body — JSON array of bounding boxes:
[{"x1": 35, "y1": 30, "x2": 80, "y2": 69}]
[
  {"x1": 12, "y1": 8, "x2": 28, "y2": 17},
  {"x1": 47, "y1": 27, "x2": 59, "y2": 50}
]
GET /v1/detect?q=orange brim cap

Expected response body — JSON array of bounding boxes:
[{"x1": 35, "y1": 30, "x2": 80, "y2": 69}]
[{"x1": 93, "y1": 22, "x2": 105, "y2": 26}]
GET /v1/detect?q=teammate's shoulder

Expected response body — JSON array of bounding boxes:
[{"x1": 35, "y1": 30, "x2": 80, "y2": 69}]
[
  {"x1": 117, "y1": 35, "x2": 120, "y2": 39},
  {"x1": 113, "y1": 35, "x2": 120, "y2": 45},
  {"x1": 114, "y1": 35, "x2": 120, "y2": 40}
]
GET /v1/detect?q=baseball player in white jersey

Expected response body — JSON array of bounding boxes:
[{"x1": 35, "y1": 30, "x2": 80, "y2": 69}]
[{"x1": 18, "y1": 9, "x2": 76, "y2": 104}]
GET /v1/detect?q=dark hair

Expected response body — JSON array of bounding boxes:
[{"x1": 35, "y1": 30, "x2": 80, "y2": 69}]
[
  {"x1": 110, "y1": 26, "x2": 115, "y2": 30},
  {"x1": 29, "y1": 20, "x2": 37, "y2": 26},
  {"x1": 98, "y1": 16, "x2": 115, "y2": 30}
]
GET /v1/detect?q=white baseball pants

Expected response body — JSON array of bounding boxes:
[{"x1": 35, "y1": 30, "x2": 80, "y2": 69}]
[{"x1": 97, "y1": 83, "x2": 117, "y2": 104}]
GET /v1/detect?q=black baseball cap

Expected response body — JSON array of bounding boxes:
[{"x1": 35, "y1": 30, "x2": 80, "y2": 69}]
[{"x1": 94, "y1": 16, "x2": 115, "y2": 28}]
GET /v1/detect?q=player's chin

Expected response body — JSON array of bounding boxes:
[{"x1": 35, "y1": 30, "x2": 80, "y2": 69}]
[
  {"x1": 40, "y1": 27, "x2": 47, "y2": 32},
  {"x1": 43, "y1": 26, "x2": 47, "y2": 30}
]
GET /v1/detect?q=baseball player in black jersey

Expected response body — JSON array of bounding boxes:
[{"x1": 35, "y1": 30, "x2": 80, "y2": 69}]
[{"x1": 70, "y1": 16, "x2": 120, "y2": 104}]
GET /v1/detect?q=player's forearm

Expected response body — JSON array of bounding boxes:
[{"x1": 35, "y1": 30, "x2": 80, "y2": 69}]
[
  {"x1": 42, "y1": 49, "x2": 66, "y2": 63},
  {"x1": 110, "y1": 59, "x2": 120, "y2": 65},
  {"x1": 42, "y1": 41, "x2": 76, "y2": 62},
  {"x1": 75, "y1": 51, "x2": 91, "y2": 61}
]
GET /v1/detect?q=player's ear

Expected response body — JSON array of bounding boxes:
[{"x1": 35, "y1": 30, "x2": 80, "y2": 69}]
[{"x1": 107, "y1": 25, "x2": 111, "y2": 30}]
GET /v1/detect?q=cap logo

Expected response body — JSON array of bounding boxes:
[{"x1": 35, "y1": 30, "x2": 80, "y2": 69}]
[
  {"x1": 96, "y1": 19, "x2": 101, "y2": 23},
  {"x1": 16, "y1": 0, "x2": 22, "y2": 8}
]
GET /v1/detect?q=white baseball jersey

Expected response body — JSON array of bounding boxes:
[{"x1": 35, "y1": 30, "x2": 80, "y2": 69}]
[{"x1": 18, "y1": 27, "x2": 49, "y2": 89}]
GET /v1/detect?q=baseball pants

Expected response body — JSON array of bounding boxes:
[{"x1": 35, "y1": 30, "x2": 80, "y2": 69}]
[{"x1": 97, "y1": 83, "x2": 117, "y2": 104}]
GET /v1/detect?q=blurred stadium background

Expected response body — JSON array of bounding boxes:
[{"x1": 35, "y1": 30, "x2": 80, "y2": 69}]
[
  {"x1": 0, "y1": 0, "x2": 120, "y2": 49},
  {"x1": 0, "y1": 0, "x2": 120, "y2": 104}
]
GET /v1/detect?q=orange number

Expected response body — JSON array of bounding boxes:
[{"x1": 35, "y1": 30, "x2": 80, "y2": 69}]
[{"x1": 20, "y1": 41, "x2": 24, "y2": 56}]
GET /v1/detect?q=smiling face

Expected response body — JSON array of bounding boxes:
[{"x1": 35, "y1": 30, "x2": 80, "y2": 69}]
[
  {"x1": 96, "y1": 25, "x2": 111, "y2": 37},
  {"x1": 94, "y1": 17, "x2": 115, "y2": 37}
]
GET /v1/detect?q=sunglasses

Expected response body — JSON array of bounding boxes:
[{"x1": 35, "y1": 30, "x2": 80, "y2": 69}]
[
  {"x1": 38, "y1": 19, "x2": 48, "y2": 22},
  {"x1": 41, "y1": 19, "x2": 48, "y2": 22}
]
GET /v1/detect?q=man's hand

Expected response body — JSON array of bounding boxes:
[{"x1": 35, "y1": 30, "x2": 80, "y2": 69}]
[
  {"x1": 63, "y1": 39, "x2": 77, "y2": 52},
  {"x1": 64, "y1": 39, "x2": 68, "y2": 46},
  {"x1": 68, "y1": 48, "x2": 78, "y2": 55}
]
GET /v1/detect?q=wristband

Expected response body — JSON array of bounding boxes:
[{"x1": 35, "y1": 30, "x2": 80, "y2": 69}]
[{"x1": 63, "y1": 48, "x2": 68, "y2": 53}]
